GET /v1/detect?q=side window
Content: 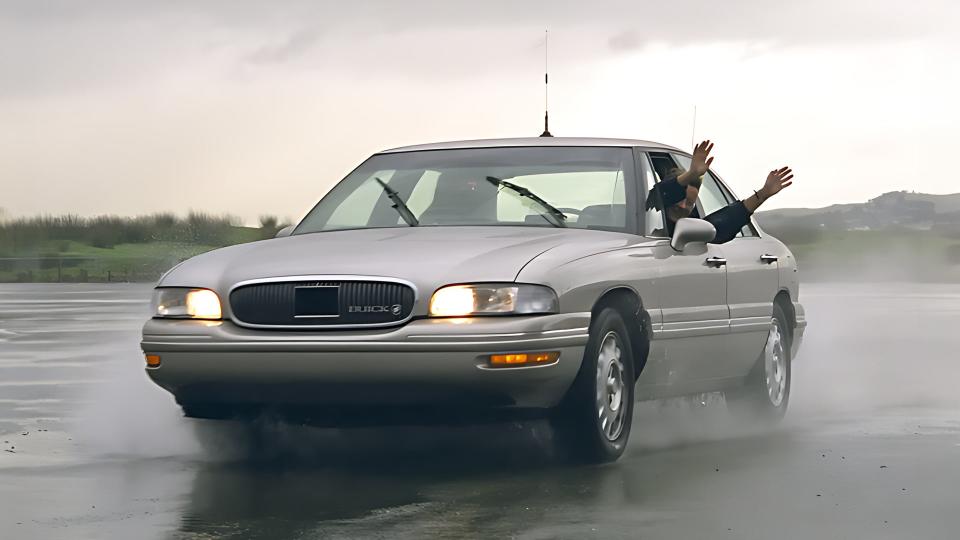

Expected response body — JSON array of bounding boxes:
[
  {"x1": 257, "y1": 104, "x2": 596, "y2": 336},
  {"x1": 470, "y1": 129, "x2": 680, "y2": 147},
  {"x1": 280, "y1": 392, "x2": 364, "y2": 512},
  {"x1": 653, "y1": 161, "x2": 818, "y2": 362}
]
[
  {"x1": 704, "y1": 168, "x2": 759, "y2": 238},
  {"x1": 672, "y1": 154, "x2": 729, "y2": 217},
  {"x1": 699, "y1": 172, "x2": 733, "y2": 217},
  {"x1": 640, "y1": 152, "x2": 669, "y2": 236}
]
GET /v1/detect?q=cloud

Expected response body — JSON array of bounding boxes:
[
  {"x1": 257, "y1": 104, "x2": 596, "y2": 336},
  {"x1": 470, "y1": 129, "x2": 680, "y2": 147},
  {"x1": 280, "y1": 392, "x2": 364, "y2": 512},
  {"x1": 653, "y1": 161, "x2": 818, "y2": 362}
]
[
  {"x1": 245, "y1": 27, "x2": 323, "y2": 65},
  {"x1": 2, "y1": 0, "x2": 955, "y2": 97}
]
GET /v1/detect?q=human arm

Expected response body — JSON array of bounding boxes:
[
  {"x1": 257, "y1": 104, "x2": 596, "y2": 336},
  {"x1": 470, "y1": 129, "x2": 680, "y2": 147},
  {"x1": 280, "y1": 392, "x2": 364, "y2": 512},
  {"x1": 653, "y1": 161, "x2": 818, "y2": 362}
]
[
  {"x1": 742, "y1": 167, "x2": 794, "y2": 213},
  {"x1": 704, "y1": 166, "x2": 795, "y2": 244},
  {"x1": 676, "y1": 140, "x2": 714, "y2": 186},
  {"x1": 652, "y1": 140, "x2": 715, "y2": 207}
]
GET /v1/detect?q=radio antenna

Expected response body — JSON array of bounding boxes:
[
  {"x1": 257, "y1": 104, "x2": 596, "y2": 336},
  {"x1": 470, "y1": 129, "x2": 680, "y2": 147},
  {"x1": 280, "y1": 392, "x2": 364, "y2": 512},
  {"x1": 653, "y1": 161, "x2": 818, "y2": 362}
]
[
  {"x1": 690, "y1": 105, "x2": 697, "y2": 149},
  {"x1": 540, "y1": 30, "x2": 552, "y2": 137}
]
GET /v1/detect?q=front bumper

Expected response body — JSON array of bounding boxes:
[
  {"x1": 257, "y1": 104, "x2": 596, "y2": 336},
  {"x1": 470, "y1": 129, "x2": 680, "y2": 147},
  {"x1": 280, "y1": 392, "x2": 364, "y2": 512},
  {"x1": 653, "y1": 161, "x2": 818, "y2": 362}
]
[{"x1": 142, "y1": 313, "x2": 590, "y2": 423}]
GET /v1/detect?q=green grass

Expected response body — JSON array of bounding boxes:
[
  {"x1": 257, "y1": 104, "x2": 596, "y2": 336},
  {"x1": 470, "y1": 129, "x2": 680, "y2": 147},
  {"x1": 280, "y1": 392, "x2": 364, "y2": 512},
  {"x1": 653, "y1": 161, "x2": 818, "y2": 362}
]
[
  {"x1": 0, "y1": 241, "x2": 230, "y2": 283},
  {"x1": 0, "y1": 213, "x2": 278, "y2": 282}
]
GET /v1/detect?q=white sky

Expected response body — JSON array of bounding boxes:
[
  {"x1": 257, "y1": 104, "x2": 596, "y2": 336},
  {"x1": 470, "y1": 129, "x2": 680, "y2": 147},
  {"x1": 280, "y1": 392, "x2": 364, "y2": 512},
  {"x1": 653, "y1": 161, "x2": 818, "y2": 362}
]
[{"x1": 1, "y1": 1, "x2": 957, "y2": 225}]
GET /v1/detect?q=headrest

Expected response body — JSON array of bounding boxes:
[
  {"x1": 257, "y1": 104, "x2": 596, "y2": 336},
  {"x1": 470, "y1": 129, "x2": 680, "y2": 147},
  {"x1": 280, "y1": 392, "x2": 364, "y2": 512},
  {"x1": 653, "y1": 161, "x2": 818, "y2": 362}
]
[{"x1": 577, "y1": 204, "x2": 626, "y2": 228}]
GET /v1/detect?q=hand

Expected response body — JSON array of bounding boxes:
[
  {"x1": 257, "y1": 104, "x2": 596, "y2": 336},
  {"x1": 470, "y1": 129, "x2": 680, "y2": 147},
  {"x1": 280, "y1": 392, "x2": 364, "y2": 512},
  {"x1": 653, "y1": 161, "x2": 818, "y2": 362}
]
[
  {"x1": 690, "y1": 140, "x2": 715, "y2": 177},
  {"x1": 760, "y1": 166, "x2": 794, "y2": 200}
]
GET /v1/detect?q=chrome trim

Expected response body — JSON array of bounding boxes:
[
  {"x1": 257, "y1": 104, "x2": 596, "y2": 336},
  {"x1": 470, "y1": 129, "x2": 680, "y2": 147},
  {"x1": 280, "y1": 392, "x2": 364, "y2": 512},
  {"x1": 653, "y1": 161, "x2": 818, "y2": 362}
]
[
  {"x1": 406, "y1": 327, "x2": 588, "y2": 340},
  {"x1": 542, "y1": 327, "x2": 590, "y2": 335},
  {"x1": 227, "y1": 274, "x2": 419, "y2": 330},
  {"x1": 141, "y1": 332, "x2": 590, "y2": 352}
]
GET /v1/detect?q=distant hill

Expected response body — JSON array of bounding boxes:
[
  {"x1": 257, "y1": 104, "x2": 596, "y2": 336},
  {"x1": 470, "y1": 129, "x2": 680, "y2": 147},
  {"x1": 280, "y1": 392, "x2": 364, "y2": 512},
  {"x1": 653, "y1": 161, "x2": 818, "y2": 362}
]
[
  {"x1": 754, "y1": 191, "x2": 960, "y2": 282},
  {"x1": 757, "y1": 191, "x2": 960, "y2": 234}
]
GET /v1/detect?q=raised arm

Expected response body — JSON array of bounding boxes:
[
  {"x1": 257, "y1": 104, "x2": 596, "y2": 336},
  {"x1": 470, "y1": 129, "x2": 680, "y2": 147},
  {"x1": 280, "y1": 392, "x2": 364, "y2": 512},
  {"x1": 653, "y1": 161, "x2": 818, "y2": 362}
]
[
  {"x1": 704, "y1": 166, "x2": 795, "y2": 244},
  {"x1": 742, "y1": 167, "x2": 794, "y2": 213},
  {"x1": 677, "y1": 140, "x2": 714, "y2": 186},
  {"x1": 655, "y1": 140, "x2": 715, "y2": 208}
]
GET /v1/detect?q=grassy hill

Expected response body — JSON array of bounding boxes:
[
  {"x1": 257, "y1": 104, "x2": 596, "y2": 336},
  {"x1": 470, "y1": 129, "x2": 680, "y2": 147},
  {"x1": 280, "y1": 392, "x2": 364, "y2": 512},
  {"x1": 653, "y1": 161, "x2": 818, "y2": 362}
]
[{"x1": 756, "y1": 191, "x2": 960, "y2": 282}]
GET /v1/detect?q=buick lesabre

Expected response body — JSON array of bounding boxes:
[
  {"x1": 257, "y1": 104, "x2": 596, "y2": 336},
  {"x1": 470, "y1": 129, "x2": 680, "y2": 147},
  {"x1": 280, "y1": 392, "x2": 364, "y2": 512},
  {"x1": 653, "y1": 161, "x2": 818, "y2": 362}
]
[{"x1": 142, "y1": 137, "x2": 806, "y2": 463}]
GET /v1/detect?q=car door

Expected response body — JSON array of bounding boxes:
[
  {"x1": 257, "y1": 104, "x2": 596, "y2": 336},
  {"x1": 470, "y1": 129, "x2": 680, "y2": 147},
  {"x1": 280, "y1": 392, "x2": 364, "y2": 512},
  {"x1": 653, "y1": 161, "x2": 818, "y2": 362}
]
[
  {"x1": 638, "y1": 150, "x2": 732, "y2": 395},
  {"x1": 669, "y1": 154, "x2": 778, "y2": 379},
  {"x1": 708, "y1": 171, "x2": 781, "y2": 375}
]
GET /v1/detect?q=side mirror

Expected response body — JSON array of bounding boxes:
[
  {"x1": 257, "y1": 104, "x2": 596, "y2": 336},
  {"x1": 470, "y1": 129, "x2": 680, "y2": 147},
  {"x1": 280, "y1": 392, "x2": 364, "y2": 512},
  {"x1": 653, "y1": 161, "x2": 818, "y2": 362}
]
[
  {"x1": 275, "y1": 225, "x2": 295, "y2": 238},
  {"x1": 670, "y1": 218, "x2": 716, "y2": 251}
]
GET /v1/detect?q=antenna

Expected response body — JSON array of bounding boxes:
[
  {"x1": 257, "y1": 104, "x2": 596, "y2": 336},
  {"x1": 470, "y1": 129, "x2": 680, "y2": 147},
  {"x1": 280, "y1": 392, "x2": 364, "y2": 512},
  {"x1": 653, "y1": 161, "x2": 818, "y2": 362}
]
[
  {"x1": 540, "y1": 29, "x2": 552, "y2": 137},
  {"x1": 690, "y1": 105, "x2": 697, "y2": 149}
]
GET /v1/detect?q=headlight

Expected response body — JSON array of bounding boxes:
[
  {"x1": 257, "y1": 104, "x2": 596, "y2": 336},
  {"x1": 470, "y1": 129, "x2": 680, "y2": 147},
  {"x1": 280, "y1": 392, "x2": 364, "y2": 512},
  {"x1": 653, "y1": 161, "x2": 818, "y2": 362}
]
[
  {"x1": 429, "y1": 284, "x2": 558, "y2": 317},
  {"x1": 152, "y1": 288, "x2": 222, "y2": 320}
]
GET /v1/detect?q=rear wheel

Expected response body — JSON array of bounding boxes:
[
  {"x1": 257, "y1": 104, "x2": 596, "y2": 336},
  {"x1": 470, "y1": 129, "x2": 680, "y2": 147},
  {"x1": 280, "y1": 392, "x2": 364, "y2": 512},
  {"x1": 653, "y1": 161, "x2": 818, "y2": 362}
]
[
  {"x1": 725, "y1": 303, "x2": 791, "y2": 423},
  {"x1": 552, "y1": 307, "x2": 636, "y2": 463}
]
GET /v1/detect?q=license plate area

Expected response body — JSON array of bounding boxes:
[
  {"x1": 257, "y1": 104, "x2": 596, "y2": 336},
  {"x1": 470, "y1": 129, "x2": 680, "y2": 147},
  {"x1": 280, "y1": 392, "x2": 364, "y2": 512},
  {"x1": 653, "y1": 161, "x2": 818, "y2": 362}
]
[{"x1": 294, "y1": 286, "x2": 340, "y2": 318}]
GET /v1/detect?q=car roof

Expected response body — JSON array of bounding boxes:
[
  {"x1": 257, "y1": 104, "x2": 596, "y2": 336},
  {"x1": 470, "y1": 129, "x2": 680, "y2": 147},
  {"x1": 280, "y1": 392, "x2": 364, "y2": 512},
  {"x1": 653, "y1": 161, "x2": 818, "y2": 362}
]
[{"x1": 380, "y1": 137, "x2": 683, "y2": 154}]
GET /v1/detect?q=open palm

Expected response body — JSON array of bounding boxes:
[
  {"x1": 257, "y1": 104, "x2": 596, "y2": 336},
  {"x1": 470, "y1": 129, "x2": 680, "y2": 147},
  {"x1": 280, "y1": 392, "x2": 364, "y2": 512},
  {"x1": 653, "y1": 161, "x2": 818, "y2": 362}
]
[
  {"x1": 690, "y1": 140, "x2": 715, "y2": 176},
  {"x1": 763, "y1": 167, "x2": 794, "y2": 198}
]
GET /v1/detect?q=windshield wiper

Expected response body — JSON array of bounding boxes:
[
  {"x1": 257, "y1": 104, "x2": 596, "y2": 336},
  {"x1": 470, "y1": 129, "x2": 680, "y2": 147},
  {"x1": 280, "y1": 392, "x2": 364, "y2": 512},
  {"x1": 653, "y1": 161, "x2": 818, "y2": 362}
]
[
  {"x1": 374, "y1": 177, "x2": 419, "y2": 227},
  {"x1": 485, "y1": 176, "x2": 567, "y2": 228}
]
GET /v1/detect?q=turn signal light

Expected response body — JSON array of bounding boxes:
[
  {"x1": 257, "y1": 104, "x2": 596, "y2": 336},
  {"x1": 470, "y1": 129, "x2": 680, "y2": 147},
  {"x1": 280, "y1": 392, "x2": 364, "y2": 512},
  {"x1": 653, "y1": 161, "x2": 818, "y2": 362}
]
[
  {"x1": 145, "y1": 354, "x2": 161, "y2": 368},
  {"x1": 489, "y1": 351, "x2": 559, "y2": 367}
]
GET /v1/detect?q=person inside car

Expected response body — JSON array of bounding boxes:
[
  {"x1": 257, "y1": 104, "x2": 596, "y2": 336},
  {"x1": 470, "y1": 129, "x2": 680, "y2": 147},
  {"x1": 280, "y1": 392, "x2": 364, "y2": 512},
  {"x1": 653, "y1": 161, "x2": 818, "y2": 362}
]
[{"x1": 647, "y1": 140, "x2": 794, "y2": 244}]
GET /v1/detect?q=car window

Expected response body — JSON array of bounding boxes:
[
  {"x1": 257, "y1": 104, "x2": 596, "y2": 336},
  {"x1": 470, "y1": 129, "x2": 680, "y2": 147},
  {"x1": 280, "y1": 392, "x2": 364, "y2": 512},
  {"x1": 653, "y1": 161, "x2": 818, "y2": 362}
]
[
  {"x1": 295, "y1": 147, "x2": 637, "y2": 233},
  {"x1": 710, "y1": 172, "x2": 760, "y2": 238},
  {"x1": 698, "y1": 172, "x2": 733, "y2": 217},
  {"x1": 671, "y1": 154, "x2": 729, "y2": 216},
  {"x1": 640, "y1": 152, "x2": 668, "y2": 237}
]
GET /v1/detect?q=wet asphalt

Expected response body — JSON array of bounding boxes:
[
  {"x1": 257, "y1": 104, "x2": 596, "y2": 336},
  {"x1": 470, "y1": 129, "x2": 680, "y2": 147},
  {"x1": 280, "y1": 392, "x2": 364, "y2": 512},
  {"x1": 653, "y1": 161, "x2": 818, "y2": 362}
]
[{"x1": 0, "y1": 282, "x2": 958, "y2": 539}]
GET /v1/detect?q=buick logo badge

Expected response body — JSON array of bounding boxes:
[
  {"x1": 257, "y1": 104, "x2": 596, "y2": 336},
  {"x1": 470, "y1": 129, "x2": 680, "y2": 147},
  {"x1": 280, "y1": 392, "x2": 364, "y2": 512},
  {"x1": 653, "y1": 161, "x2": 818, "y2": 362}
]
[{"x1": 347, "y1": 304, "x2": 404, "y2": 317}]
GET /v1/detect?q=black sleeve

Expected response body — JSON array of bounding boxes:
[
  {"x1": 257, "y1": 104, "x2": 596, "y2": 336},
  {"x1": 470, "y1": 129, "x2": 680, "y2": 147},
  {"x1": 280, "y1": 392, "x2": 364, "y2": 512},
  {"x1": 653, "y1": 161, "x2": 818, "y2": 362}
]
[{"x1": 704, "y1": 201, "x2": 750, "y2": 244}]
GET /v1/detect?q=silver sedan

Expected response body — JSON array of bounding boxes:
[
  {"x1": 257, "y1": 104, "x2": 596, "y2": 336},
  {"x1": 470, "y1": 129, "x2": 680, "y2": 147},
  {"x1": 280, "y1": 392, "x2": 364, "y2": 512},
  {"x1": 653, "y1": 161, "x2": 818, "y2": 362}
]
[{"x1": 142, "y1": 137, "x2": 806, "y2": 463}]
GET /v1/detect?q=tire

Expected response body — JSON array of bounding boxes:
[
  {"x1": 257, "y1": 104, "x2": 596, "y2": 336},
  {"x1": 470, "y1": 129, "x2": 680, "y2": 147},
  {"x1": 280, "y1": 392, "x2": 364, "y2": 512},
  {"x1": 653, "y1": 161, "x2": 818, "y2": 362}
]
[
  {"x1": 551, "y1": 307, "x2": 636, "y2": 463},
  {"x1": 725, "y1": 303, "x2": 791, "y2": 424}
]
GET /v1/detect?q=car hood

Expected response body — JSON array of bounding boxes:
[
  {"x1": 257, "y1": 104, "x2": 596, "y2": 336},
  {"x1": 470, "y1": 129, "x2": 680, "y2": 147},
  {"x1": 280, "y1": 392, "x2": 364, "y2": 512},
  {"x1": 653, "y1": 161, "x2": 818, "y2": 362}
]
[{"x1": 159, "y1": 226, "x2": 637, "y2": 296}]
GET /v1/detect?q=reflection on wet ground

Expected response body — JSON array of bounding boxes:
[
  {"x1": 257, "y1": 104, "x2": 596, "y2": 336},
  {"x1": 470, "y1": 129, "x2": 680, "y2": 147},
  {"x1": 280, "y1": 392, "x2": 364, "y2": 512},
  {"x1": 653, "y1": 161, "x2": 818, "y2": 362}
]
[{"x1": 1, "y1": 283, "x2": 959, "y2": 539}]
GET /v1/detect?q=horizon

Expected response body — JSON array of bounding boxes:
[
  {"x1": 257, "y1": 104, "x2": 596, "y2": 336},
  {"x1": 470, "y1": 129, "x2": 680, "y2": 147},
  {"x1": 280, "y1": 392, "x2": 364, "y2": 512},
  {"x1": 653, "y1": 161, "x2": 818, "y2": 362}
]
[
  {"x1": 2, "y1": 185, "x2": 955, "y2": 228},
  {"x1": 1, "y1": 1, "x2": 957, "y2": 224}
]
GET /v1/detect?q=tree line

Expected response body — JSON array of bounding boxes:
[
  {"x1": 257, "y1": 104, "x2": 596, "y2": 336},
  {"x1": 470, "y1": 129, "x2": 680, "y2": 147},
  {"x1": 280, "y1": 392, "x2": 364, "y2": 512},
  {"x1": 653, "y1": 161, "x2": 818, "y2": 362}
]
[{"x1": 0, "y1": 212, "x2": 289, "y2": 255}]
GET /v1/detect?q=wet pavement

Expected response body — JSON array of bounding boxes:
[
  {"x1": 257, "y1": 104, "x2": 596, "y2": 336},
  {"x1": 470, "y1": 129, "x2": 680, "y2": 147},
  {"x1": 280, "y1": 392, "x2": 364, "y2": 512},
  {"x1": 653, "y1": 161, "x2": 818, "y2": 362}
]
[{"x1": 1, "y1": 282, "x2": 959, "y2": 539}]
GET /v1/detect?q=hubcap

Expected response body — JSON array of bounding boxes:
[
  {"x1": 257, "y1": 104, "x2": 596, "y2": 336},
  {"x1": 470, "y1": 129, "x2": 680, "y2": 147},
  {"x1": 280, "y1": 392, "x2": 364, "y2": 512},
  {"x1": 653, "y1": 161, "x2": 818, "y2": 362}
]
[
  {"x1": 764, "y1": 318, "x2": 787, "y2": 407},
  {"x1": 596, "y1": 331, "x2": 627, "y2": 441}
]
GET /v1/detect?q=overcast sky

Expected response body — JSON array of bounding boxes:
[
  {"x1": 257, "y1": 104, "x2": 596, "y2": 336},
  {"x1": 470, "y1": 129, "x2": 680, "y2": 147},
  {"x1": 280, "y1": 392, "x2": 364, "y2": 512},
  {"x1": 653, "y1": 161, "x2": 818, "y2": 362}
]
[{"x1": 1, "y1": 1, "x2": 957, "y2": 224}]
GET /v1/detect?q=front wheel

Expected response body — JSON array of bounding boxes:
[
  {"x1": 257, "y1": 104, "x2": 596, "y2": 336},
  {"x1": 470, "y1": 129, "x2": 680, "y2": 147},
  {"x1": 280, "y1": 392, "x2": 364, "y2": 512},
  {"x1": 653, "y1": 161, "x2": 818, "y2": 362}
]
[
  {"x1": 725, "y1": 303, "x2": 791, "y2": 423},
  {"x1": 551, "y1": 307, "x2": 636, "y2": 463}
]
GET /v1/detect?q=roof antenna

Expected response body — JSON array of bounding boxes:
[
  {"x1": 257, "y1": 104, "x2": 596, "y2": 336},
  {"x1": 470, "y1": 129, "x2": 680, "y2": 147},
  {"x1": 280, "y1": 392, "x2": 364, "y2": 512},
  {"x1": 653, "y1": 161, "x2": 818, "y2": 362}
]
[
  {"x1": 690, "y1": 105, "x2": 697, "y2": 149},
  {"x1": 540, "y1": 29, "x2": 553, "y2": 137}
]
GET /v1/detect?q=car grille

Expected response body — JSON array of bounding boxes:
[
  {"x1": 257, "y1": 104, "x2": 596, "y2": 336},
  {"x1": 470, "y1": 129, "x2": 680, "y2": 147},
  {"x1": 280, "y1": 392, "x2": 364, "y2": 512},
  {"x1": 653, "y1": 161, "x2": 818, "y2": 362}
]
[{"x1": 230, "y1": 280, "x2": 416, "y2": 327}]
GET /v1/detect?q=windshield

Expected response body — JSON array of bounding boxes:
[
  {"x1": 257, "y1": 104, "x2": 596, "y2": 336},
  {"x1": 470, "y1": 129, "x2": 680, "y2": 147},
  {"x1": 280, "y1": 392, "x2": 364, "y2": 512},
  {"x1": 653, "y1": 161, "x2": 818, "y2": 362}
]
[{"x1": 294, "y1": 146, "x2": 636, "y2": 234}]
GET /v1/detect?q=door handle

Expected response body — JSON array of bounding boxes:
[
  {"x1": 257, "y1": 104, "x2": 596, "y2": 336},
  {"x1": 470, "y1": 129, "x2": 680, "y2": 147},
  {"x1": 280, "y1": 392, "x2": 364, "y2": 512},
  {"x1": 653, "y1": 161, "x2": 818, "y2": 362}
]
[
  {"x1": 705, "y1": 256, "x2": 727, "y2": 268},
  {"x1": 760, "y1": 254, "x2": 779, "y2": 264}
]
